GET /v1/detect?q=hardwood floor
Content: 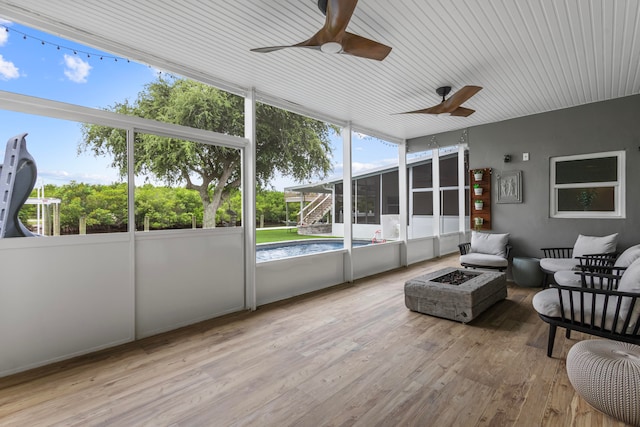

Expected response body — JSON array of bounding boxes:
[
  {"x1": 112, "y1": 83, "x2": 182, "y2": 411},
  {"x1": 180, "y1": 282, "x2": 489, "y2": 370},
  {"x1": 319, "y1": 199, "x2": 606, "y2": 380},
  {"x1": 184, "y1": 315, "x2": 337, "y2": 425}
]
[{"x1": 0, "y1": 255, "x2": 632, "y2": 426}]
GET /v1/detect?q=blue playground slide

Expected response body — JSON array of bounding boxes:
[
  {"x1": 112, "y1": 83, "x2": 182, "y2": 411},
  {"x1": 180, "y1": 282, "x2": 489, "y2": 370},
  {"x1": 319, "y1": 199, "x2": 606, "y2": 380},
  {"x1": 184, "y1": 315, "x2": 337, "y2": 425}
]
[{"x1": 0, "y1": 133, "x2": 38, "y2": 238}]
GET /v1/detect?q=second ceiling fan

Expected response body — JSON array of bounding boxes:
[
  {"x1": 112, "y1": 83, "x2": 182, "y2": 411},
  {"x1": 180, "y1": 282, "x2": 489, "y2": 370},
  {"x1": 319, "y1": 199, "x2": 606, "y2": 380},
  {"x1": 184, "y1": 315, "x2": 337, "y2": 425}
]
[
  {"x1": 250, "y1": 0, "x2": 392, "y2": 61},
  {"x1": 400, "y1": 86, "x2": 483, "y2": 117}
]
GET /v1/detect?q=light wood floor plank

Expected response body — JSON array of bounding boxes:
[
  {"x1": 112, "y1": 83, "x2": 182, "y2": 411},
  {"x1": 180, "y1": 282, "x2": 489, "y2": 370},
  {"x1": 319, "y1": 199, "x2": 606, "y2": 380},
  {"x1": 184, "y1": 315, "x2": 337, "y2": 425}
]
[{"x1": 0, "y1": 254, "x2": 633, "y2": 426}]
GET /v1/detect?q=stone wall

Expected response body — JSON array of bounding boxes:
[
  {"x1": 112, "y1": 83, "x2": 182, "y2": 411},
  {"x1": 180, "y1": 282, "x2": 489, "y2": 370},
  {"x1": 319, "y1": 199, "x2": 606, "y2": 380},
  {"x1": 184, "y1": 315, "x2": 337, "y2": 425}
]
[{"x1": 298, "y1": 224, "x2": 332, "y2": 235}]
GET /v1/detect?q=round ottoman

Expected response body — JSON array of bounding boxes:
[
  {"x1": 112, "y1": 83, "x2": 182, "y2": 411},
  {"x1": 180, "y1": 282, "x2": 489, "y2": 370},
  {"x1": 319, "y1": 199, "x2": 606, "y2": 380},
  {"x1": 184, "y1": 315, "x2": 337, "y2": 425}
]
[{"x1": 566, "y1": 340, "x2": 640, "y2": 426}]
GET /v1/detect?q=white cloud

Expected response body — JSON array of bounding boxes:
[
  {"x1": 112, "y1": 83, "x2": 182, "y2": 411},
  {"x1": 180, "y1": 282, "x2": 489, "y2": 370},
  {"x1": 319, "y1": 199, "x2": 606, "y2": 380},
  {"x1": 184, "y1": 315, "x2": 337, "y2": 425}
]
[
  {"x1": 63, "y1": 54, "x2": 91, "y2": 83},
  {"x1": 0, "y1": 19, "x2": 12, "y2": 46},
  {"x1": 0, "y1": 54, "x2": 19, "y2": 80},
  {"x1": 39, "y1": 169, "x2": 120, "y2": 185}
]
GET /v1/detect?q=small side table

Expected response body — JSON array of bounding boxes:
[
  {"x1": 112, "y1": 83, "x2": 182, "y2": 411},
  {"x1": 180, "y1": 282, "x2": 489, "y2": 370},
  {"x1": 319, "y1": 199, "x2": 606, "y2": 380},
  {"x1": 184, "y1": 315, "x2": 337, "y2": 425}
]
[{"x1": 512, "y1": 257, "x2": 543, "y2": 287}]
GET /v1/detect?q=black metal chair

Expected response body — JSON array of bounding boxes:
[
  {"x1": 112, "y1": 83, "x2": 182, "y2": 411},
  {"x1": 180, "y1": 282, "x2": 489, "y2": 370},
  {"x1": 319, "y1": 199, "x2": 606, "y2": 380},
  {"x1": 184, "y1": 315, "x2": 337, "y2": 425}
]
[{"x1": 533, "y1": 267, "x2": 640, "y2": 357}]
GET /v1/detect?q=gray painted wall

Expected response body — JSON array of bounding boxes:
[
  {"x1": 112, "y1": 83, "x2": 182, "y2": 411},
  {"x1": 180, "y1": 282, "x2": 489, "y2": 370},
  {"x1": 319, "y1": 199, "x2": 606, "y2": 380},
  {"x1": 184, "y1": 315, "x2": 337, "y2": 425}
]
[{"x1": 409, "y1": 94, "x2": 640, "y2": 257}]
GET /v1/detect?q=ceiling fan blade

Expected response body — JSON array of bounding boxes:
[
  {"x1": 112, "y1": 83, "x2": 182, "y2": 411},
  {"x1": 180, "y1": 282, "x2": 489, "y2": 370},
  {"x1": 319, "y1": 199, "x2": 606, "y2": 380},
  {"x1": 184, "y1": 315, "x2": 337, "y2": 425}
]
[
  {"x1": 341, "y1": 32, "x2": 392, "y2": 61},
  {"x1": 250, "y1": 40, "x2": 320, "y2": 53},
  {"x1": 449, "y1": 106, "x2": 476, "y2": 117},
  {"x1": 442, "y1": 86, "x2": 482, "y2": 112},
  {"x1": 324, "y1": 0, "x2": 359, "y2": 38},
  {"x1": 250, "y1": 46, "x2": 294, "y2": 53},
  {"x1": 396, "y1": 103, "x2": 445, "y2": 115}
]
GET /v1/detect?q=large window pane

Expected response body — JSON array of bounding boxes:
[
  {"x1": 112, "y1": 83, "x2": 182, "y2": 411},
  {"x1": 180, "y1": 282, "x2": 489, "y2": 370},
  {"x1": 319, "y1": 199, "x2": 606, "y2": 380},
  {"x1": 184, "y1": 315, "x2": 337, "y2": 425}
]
[
  {"x1": 0, "y1": 113, "x2": 127, "y2": 237},
  {"x1": 134, "y1": 132, "x2": 240, "y2": 231},
  {"x1": 557, "y1": 187, "x2": 615, "y2": 212},
  {"x1": 350, "y1": 133, "x2": 399, "y2": 242},
  {"x1": 556, "y1": 157, "x2": 617, "y2": 184},
  {"x1": 551, "y1": 150, "x2": 624, "y2": 219}
]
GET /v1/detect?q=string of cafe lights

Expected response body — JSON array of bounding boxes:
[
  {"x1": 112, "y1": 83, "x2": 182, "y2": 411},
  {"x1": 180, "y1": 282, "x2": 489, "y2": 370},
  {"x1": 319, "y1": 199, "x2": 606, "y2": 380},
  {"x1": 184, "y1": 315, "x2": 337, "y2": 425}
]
[
  {"x1": 2, "y1": 24, "x2": 179, "y2": 79},
  {"x1": 1, "y1": 24, "x2": 134, "y2": 63}
]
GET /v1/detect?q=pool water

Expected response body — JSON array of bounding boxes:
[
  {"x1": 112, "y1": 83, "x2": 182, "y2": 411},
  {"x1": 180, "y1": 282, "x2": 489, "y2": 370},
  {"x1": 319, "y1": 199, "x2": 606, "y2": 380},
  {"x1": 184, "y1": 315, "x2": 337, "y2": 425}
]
[{"x1": 256, "y1": 240, "x2": 371, "y2": 262}]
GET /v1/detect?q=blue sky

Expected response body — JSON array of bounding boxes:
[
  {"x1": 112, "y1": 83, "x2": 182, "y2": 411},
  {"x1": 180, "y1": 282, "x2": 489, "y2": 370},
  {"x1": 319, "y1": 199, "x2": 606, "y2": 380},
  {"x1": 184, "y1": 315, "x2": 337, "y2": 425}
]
[{"x1": 0, "y1": 18, "x2": 401, "y2": 191}]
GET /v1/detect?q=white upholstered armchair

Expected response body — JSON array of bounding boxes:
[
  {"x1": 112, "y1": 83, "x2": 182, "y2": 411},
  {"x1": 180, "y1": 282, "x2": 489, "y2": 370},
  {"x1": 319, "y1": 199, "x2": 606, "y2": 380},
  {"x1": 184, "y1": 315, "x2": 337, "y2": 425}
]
[{"x1": 459, "y1": 231, "x2": 511, "y2": 272}]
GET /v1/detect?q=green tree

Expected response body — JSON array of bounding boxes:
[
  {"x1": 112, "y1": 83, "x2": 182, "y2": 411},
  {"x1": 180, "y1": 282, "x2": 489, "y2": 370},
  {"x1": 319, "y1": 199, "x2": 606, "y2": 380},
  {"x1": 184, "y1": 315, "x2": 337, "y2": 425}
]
[{"x1": 80, "y1": 77, "x2": 335, "y2": 228}]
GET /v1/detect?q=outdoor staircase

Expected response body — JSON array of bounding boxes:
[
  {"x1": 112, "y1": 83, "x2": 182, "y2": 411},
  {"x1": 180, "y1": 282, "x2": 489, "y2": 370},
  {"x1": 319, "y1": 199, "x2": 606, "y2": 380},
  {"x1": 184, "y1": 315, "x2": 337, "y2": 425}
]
[{"x1": 299, "y1": 194, "x2": 332, "y2": 226}]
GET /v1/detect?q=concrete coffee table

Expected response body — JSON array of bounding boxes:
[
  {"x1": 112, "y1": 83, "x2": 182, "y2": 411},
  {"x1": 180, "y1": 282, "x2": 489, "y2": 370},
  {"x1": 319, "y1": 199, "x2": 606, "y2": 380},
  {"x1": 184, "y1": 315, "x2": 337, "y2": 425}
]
[{"x1": 404, "y1": 267, "x2": 507, "y2": 323}]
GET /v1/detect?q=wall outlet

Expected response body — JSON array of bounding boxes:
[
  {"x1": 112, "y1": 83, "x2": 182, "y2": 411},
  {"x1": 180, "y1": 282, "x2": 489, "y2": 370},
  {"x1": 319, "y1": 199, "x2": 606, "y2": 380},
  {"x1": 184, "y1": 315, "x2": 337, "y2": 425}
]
[{"x1": 523, "y1": 152, "x2": 529, "y2": 161}]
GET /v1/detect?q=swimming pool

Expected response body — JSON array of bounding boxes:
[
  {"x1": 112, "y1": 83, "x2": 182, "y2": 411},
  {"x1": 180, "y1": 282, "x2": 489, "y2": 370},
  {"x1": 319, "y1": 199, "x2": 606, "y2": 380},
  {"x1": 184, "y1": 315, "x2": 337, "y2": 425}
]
[{"x1": 256, "y1": 239, "x2": 371, "y2": 262}]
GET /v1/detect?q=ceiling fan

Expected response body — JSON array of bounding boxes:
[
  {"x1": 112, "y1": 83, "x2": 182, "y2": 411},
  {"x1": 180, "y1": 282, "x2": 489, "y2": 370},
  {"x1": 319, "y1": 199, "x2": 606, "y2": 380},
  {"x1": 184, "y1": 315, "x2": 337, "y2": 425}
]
[
  {"x1": 250, "y1": 0, "x2": 392, "y2": 61},
  {"x1": 399, "y1": 86, "x2": 483, "y2": 116}
]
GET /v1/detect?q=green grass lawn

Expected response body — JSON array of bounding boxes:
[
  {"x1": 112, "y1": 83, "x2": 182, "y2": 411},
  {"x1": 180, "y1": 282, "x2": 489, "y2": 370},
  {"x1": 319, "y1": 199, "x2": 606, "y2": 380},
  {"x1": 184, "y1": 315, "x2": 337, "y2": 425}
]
[{"x1": 256, "y1": 228, "x2": 339, "y2": 244}]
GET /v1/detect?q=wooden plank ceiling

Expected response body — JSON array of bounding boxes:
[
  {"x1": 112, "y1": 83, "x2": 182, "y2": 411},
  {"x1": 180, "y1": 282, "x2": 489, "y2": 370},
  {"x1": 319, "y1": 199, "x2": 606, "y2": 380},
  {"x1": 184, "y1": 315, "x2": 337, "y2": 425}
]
[{"x1": 0, "y1": 0, "x2": 639, "y2": 141}]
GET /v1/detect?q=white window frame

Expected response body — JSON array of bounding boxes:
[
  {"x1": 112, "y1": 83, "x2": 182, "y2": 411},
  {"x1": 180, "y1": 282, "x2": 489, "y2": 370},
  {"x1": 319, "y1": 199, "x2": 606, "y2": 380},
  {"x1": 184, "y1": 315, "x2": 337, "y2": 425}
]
[{"x1": 550, "y1": 150, "x2": 625, "y2": 219}]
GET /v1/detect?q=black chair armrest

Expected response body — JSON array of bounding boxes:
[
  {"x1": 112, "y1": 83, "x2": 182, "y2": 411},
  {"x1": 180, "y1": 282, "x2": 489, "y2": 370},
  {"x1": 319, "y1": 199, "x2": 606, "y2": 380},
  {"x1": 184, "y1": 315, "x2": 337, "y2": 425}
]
[
  {"x1": 458, "y1": 242, "x2": 471, "y2": 255},
  {"x1": 541, "y1": 247, "x2": 573, "y2": 258},
  {"x1": 459, "y1": 242, "x2": 511, "y2": 258},
  {"x1": 576, "y1": 252, "x2": 618, "y2": 266},
  {"x1": 576, "y1": 268, "x2": 626, "y2": 290},
  {"x1": 549, "y1": 283, "x2": 640, "y2": 337}
]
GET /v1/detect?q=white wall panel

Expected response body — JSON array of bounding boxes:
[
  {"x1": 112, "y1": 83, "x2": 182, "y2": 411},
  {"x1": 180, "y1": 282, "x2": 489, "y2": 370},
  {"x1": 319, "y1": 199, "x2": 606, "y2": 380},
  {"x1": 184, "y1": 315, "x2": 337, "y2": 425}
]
[
  {"x1": 406, "y1": 237, "x2": 436, "y2": 265},
  {"x1": 439, "y1": 232, "x2": 464, "y2": 256},
  {"x1": 0, "y1": 234, "x2": 133, "y2": 376},
  {"x1": 256, "y1": 251, "x2": 345, "y2": 306},
  {"x1": 352, "y1": 241, "x2": 402, "y2": 280},
  {"x1": 135, "y1": 229, "x2": 244, "y2": 338}
]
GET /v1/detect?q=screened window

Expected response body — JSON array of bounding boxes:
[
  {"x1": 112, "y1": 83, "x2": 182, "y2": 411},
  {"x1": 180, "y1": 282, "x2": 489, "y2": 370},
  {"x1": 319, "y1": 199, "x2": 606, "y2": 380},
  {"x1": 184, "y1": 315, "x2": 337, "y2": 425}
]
[
  {"x1": 134, "y1": 132, "x2": 241, "y2": 231},
  {"x1": 412, "y1": 163, "x2": 433, "y2": 188},
  {"x1": 334, "y1": 183, "x2": 344, "y2": 223},
  {"x1": 382, "y1": 171, "x2": 399, "y2": 215},
  {"x1": 550, "y1": 151, "x2": 625, "y2": 219},
  {"x1": 413, "y1": 191, "x2": 433, "y2": 215},
  {"x1": 354, "y1": 176, "x2": 380, "y2": 224}
]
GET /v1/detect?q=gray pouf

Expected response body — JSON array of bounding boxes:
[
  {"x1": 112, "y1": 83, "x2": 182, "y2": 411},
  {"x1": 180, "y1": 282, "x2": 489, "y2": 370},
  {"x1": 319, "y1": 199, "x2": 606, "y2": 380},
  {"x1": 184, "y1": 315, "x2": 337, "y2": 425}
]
[{"x1": 566, "y1": 340, "x2": 640, "y2": 426}]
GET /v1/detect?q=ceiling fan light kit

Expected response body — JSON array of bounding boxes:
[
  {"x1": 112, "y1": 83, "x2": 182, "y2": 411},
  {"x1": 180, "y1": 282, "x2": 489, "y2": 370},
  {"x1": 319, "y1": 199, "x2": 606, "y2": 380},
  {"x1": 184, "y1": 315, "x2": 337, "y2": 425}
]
[{"x1": 320, "y1": 41, "x2": 342, "y2": 54}]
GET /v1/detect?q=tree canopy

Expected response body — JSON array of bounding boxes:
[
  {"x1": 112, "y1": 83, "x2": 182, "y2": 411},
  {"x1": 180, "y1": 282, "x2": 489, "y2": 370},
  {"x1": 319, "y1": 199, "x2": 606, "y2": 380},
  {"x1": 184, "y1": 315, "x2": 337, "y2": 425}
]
[{"x1": 80, "y1": 77, "x2": 335, "y2": 227}]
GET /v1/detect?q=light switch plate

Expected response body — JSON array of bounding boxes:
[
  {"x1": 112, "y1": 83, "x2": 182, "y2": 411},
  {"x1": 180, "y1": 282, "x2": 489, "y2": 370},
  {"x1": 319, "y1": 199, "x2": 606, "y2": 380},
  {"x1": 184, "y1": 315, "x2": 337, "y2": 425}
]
[{"x1": 523, "y1": 152, "x2": 529, "y2": 161}]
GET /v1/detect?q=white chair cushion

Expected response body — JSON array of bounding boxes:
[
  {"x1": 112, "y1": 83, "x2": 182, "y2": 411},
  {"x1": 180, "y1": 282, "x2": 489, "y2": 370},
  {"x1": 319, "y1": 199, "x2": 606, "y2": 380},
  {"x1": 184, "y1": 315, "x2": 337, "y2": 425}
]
[
  {"x1": 470, "y1": 231, "x2": 510, "y2": 258},
  {"x1": 540, "y1": 257, "x2": 577, "y2": 273},
  {"x1": 615, "y1": 244, "x2": 640, "y2": 267},
  {"x1": 460, "y1": 253, "x2": 508, "y2": 268},
  {"x1": 554, "y1": 270, "x2": 582, "y2": 287},
  {"x1": 533, "y1": 288, "x2": 628, "y2": 333},
  {"x1": 572, "y1": 233, "x2": 618, "y2": 258},
  {"x1": 617, "y1": 258, "x2": 640, "y2": 325},
  {"x1": 618, "y1": 258, "x2": 640, "y2": 293}
]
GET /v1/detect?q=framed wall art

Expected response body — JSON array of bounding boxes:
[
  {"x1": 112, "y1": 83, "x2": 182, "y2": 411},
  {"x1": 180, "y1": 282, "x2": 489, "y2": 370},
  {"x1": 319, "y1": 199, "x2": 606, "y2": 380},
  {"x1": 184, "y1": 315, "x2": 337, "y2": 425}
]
[{"x1": 496, "y1": 170, "x2": 522, "y2": 204}]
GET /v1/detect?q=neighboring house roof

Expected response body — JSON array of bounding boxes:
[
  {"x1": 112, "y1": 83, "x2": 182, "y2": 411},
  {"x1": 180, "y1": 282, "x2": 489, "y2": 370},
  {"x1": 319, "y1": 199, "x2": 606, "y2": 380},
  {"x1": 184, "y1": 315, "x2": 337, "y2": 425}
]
[{"x1": 285, "y1": 149, "x2": 459, "y2": 193}]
